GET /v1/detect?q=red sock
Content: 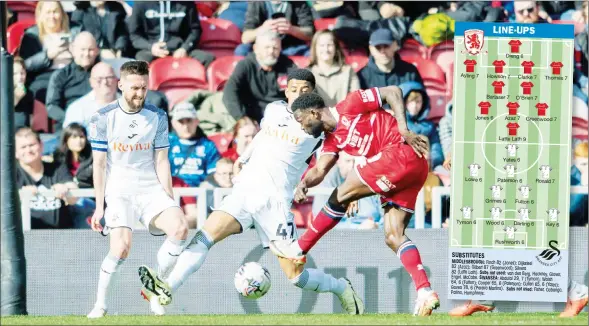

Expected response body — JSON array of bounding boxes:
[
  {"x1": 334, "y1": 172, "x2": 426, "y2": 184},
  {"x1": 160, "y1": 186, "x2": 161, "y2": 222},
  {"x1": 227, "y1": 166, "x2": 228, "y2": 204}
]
[
  {"x1": 397, "y1": 239, "x2": 431, "y2": 291},
  {"x1": 298, "y1": 203, "x2": 345, "y2": 253}
]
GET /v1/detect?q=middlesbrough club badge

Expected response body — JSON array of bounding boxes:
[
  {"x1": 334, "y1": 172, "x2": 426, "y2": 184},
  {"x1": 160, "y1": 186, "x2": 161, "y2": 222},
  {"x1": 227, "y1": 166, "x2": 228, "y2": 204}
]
[{"x1": 464, "y1": 29, "x2": 484, "y2": 55}]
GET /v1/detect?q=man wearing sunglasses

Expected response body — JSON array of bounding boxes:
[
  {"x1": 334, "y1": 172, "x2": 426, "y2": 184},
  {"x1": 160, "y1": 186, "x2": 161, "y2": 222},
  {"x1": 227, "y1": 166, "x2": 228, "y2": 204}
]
[{"x1": 513, "y1": 1, "x2": 545, "y2": 24}]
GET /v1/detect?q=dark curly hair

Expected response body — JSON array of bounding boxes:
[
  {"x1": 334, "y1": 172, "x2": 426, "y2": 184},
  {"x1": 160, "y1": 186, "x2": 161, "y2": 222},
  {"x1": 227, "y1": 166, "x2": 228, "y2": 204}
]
[
  {"x1": 290, "y1": 92, "x2": 326, "y2": 113},
  {"x1": 287, "y1": 68, "x2": 316, "y2": 89},
  {"x1": 120, "y1": 60, "x2": 149, "y2": 78}
]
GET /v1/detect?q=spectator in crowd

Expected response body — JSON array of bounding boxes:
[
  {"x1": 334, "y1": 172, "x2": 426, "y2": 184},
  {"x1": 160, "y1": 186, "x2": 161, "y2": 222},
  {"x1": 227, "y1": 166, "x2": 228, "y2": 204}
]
[
  {"x1": 358, "y1": 1, "x2": 440, "y2": 21},
  {"x1": 200, "y1": 158, "x2": 235, "y2": 189},
  {"x1": 308, "y1": 30, "x2": 360, "y2": 107},
  {"x1": 45, "y1": 32, "x2": 100, "y2": 132},
  {"x1": 237, "y1": 1, "x2": 314, "y2": 57},
  {"x1": 128, "y1": 1, "x2": 215, "y2": 67},
  {"x1": 15, "y1": 127, "x2": 78, "y2": 229},
  {"x1": 217, "y1": 1, "x2": 249, "y2": 31},
  {"x1": 571, "y1": 141, "x2": 588, "y2": 226},
  {"x1": 312, "y1": 151, "x2": 383, "y2": 230},
  {"x1": 171, "y1": 176, "x2": 199, "y2": 229},
  {"x1": 63, "y1": 62, "x2": 118, "y2": 129},
  {"x1": 53, "y1": 123, "x2": 95, "y2": 228},
  {"x1": 20, "y1": 1, "x2": 81, "y2": 103},
  {"x1": 513, "y1": 1, "x2": 547, "y2": 24},
  {"x1": 223, "y1": 31, "x2": 297, "y2": 123},
  {"x1": 438, "y1": 101, "x2": 453, "y2": 166},
  {"x1": 223, "y1": 116, "x2": 260, "y2": 162},
  {"x1": 538, "y1": 1, "x2": 577, "y2": 21},
  {"x1": 399, "y1": 81, "x2": 444, "y2": 168},
  {"x1": 358, "y1": 28, "x2": 423, "y2": 90},
  {"x1": 574, "y1": 2, "x2": 588, "y2": 96},
  {"x1": 13, "y1": 57, "x2": 35, "y2": 130},
  {"x1": 168, "y1": 102, "x2": 221, "y2": 187},
  {"x1": 71, "y1": 1, "x2": 131, "y2": 59}
]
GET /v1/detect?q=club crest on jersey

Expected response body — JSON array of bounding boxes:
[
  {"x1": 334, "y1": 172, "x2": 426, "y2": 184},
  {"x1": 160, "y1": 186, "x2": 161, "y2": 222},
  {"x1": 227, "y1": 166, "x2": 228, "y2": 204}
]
[
  {"x1": 359, "y1": 89, "x2": 375, "y2": 103},
  {"x1": 376, "y1": 176, "x2": 395, "y2": 192},
  {"x1": 464, "y1": 29, "x2": 484, "y2": 55}
]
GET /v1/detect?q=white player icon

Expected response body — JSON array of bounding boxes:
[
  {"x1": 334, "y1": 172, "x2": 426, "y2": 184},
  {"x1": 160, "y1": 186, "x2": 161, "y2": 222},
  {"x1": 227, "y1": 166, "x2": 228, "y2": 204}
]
[
  {"x1": 504, "y1": 226, "x2": 517, "y2": 239},
  {"x1": 547, "y1": 208, "x2": 560, "y2": 222},
  {"x1": 518, "y1": 185, "x2": 531, "y2": 199},
  {"x1": 518, "y1": 208, "x2": 531, "y2": 221},
  {"x1": 461, "y1": 206, "x2": 473, "y2": 219},
  {"x1": 504, "y1": 164, "x2": 516, "y2": 177},
  {"x1": 468, "y1": 163, "x2": 482, "y2": 177},
  {"x1": 539, "y1": 165, "x2": 552, "y2": 179},
  {"x1": 490, "y1": 207, "x2": 503, "y2": 220},
  {"x1": 490, "y1": 184, "x2": 503, "y2": 199},
  {"x1": 506, "y1": 144, "x2": 519, "y2": 157}
]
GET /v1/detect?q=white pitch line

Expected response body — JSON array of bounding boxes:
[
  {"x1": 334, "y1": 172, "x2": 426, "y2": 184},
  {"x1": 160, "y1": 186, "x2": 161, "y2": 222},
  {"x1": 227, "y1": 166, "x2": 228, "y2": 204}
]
[{"x1": 456, "y1": 141, "x2": 568, "y2": 146}]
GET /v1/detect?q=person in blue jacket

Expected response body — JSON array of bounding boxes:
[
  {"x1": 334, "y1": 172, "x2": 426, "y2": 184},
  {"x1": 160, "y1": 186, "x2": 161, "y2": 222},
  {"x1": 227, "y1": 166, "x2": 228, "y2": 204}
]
[
  {"x1": 399, "y1": 81, "x2": 444, "y2": 168},
  {"x1": 168, "y1": 102, "x2": 221, "y2": 187}
]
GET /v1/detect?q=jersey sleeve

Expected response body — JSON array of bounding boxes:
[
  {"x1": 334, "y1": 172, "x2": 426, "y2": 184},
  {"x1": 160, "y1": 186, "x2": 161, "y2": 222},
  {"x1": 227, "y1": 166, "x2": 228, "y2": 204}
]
[
  {"x1": 88, "y1": 112, "x2": 108, "y2": 152},
  {"x1": 154, "y1": 110, "x2": 170, "y2": 150},
  {"x1": 320, "y1": 134, "x2": 340, "y2": 156},
  {"x1": 336, "y1": 88, "x2": 382, "y2": 115}
]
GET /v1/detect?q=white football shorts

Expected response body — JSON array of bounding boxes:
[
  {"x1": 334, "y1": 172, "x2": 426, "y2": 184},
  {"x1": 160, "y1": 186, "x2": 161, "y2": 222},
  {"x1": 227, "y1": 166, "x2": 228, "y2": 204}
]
[
  {"x1": 215, "y1": 191, "x2": 297, "y2": 248},
  {"x1": 104, "y1": 190, "x2": 179, "y2": 236}
]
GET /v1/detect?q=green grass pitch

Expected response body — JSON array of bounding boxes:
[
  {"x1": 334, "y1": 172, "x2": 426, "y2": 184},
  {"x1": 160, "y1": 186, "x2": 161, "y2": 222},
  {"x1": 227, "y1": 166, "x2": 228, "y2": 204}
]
[{"x1": 2, "y1": 313, "x2": 587, "y2": 325}]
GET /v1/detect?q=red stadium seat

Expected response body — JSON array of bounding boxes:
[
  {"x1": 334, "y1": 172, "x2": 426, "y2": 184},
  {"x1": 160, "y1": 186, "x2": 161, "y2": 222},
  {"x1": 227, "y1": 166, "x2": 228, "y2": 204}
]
[
  {"x1": 7, "y1": 1, "x2": 36, "y2": 21},
  {"x1": 429, "y1": 43, "x2": 454, "y2": 92},
  {"x1": 314, "y1": 18, "x2": 336, "y2": 31},
  {"x1": 207, "y1": 56, "x2": 243, "y2": 91},
  {"x1": 428, "y1": 40, "x2": 454, "y2": 58},
  {"x1": 195, "y1": 1, "x2": 219, "y2": 18},
  {"x1": 198, "y1": 18, "x2": 242, "y2": 58},
  {"x1": 402, "y1": 56, "x2": 446, "y2": 84},
  {"x1": 208, "y1": 132, "x2": 233, "y2": 153},
  {"x1": 290, "y1": 56, "x2": 310, "y2": 68},
  {"x1": 446, "y1": 62, "x2": 454, "y2": 96},
  {"x1": 149, "y1": 57, "x2": 207, "y2": 106},
  {"x1": 425, "y1": 85, "x2": 449, "y2": 124},
  {"x1": 345, "y1": 55, "x2": 369, "y2": 72},
  {"x1": 31, "y1": 100, "x2": 48, "y2": 133},
  {"x1": 6, "y1": 19, "x2": 35, "y2": 54},
  {"x1": 399, "y1": 38, "x2": 428, "y2": 59}
]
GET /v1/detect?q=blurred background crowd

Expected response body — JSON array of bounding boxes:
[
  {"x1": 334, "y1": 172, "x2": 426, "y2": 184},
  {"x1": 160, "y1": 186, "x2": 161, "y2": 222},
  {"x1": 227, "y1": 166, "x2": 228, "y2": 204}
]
[{"x1": 6, "y1": 0, "x2": 588, "y2": 230}]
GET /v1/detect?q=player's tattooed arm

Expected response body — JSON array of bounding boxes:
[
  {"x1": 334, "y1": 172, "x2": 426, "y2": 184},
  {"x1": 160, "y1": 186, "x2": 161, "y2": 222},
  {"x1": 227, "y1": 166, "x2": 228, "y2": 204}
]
[
  {"x1": 155, "y1": 148, "x2": 175, "y2": 199},
  {"x1": 379, "y1": 85, "x2": 429, "y2": 158},
  {"x1": 295, "y1": 154, "x2": 338, "y2": 203}
]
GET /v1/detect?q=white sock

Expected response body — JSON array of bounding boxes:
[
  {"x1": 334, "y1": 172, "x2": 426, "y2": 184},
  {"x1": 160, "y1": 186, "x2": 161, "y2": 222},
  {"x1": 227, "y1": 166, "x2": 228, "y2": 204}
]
[
  {"x1": 568, "y1": 280, "x2": 588, "y2": 300},
  {"x1": 165, "y1": 230, "x2": 213, "y2": 293},
  {"x1": 157, "y1": 237, "x2": 186, "y2": 278},
  {"x1": 291, "y1": 268, "x2": 346, "y2": 296},
  {"x1": 95, "y1": 254, "x2": 125, "y2": 308}
]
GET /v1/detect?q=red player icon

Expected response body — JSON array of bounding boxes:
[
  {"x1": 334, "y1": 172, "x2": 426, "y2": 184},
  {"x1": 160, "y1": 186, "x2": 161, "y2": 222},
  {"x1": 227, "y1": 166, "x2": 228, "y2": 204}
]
[
  {"x1": 521, "y1": 61, "x2": 534, "y2": 74},
  {"x1": 507, "y1": 102, "x2": 520, "y2": 115},
  {"x1": 550, "y1": 62, "x2": 563, "y2": 75},
  {"x1": 509, "y1": 40, "x2": 522, "y2": 53},
  {"x1": 478, "y1": 101, "x2": 492, "y2": 115},
  {"x1": 492, "y1": 81, "x2": 505, "y2": 94},
  {"x1": 507, "y1": 122, "x2": 520, "y2": 136},
  {"x1": 493, "y1": 60, "x2": 506, "y2": 73},
  {"x1": 521, "y1": 82, "x2": 534, "y2": 95},
  {"x1": 464, "y1": 59, "x2": 477, "y2": 73},
  {"x1": 536, "y1": 103, "x2": 549, "y2": 116}
]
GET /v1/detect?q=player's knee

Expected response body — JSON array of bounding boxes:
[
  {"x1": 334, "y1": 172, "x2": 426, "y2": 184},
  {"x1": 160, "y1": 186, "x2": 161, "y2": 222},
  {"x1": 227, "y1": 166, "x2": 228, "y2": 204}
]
[
  {"x1": 173, "y1": 218, "x2": 189, "y2": 240},
  {"x1": 384, "y1": 229, "x2": 405, "y2": 251},
  {"x1": 111, "y1": 242, "x2": 131, "y2": 259}
]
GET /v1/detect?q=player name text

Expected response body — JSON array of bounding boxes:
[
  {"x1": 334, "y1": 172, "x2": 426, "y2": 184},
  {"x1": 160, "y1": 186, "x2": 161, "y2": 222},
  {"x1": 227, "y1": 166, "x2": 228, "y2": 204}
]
[
  {"x1": 545, "y1": 75, "x2": 565, "y2": 81},
  {"x1": 497, "y1": 177, "x2": 520, "y2": 183},
  {"x1": 514, "y1": 221, "x2": 535, "y2": 227},
  {"x1": 465, "y1": 177, "x2": 482, "y2": 182},
  {"x1": 498, "y1": 136, "x2": 526, "y2": 141},
  {"x1": 486, "y1": 198, "x2": 506, "y2": 204},
  {"x1": 516, "y1": 95, "x2": 536, "y2": 100},
  {"x1": 476, "y1": 115, "x2": 493, "y2": 121},
  {"x1": 517, "y1": 74, "x2": 534, "y2": 80},
  {"x1": 526, "y1": 116, "x2": 555, "y2": 122},
  {"x1": 504, "y1": 158, "x2": 518, "y2": 163},
  {"x1": 536, "y1": 178, "x2": 555, "y2": 183},
  {"x1": 495, "y1": 239, "x2": 523, "y2": 245},
  {"x1": 461, "y1": 73, "x2": 478, "y2": 79},
  {"x1": 487, "y1": 94, "x2": 506, "y2": 100}
]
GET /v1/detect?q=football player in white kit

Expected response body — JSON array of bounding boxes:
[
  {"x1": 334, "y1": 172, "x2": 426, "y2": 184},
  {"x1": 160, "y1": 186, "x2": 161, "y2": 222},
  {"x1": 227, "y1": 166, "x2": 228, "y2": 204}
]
[
  {"x1": 137, "y1": 69, "x2": 364, "y2": 314},
  {"x1": 87, "y1": 61, "x2": 189, "y2": 318}
]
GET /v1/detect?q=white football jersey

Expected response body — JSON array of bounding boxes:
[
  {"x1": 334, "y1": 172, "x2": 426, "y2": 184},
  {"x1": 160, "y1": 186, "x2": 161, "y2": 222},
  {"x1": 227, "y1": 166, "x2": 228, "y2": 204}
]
[
  {"x1": 468, "y1": 163, "x2": 481, "y2": 177},
  {"x1": 491, "y1": 185, "x2": 502, "y2": 199},
  {"x1": 547, "y1": 208, "x2": 560, "y2": 221},
  {"x1": 88, "y1": 100, "x2": 169, "y2": 196},
  {"x1": 505, "y1": 226, "x2": 516, "y2": 239},
  {"x1": 540, "y1": 165, "x2": 552, "y2": 179},
  {"x1": 519, "y1": 185, "x2": 531, "y2": 198},
  {"x1": 233, "y1": 101, "x2": 322, "y2": 201},
  {"x1": 506, "y1": 144, "x2": 518, "y2": 157},
  {"x1": 490, "y1": 207, "x2": 502, "y2": 219},
  {"x1": 518, "y1": 208, "x2": 530, "y2": 220},
  {"x1": 504, "y1": 164, "x2": 516, "y2": 177},
  {"x1": 461, "y1": 206, "x2": 473, "y2": 219}
]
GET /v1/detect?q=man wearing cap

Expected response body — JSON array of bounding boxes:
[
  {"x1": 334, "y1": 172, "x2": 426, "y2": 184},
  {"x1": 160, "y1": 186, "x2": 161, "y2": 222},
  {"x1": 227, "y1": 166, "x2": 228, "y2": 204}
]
[
  {"x1": 168, "y1": 102, "x2": 221, "y2": 188},
  {"x1": 358, "y1": 28, "x2": 423, "y2": 90}
]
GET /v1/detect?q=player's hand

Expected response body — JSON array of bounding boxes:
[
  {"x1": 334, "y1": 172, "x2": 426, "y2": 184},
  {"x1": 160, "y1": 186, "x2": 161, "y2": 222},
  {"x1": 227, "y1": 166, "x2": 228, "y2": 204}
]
[
  {"x1": 345, "y1": 201, "x2": 359, "y2": 217},
  {"x1": 443, "y1": 156, "x2": 452, "y2": 171},
  {"x1": 402, "y1": 131, "x2": 429, "y2": 158},
  {"x1": 294, "y1": 183, "x2": 308, "y2": 203},
  {"x1": 90, "y1": 209, "x2": 104, "y2": 232}
]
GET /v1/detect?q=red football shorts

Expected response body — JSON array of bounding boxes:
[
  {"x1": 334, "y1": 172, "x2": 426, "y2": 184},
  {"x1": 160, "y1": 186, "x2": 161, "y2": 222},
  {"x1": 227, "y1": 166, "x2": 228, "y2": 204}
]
[{"x1": 354, "y1": 143, "x2": 428, "y2": 213}]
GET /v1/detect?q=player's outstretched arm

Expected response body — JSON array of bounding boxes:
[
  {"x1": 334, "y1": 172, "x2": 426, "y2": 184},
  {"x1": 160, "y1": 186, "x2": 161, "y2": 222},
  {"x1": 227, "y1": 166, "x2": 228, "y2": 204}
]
[
  {"x1": 295, "y1": 154, "x2": 338, "y2": 203},
  {"x1": 155, "y1": 148, "x2": 174, "y2": 199},
  {"x1": 378, "y1": 85, "x2": 429, "y2": 158}
]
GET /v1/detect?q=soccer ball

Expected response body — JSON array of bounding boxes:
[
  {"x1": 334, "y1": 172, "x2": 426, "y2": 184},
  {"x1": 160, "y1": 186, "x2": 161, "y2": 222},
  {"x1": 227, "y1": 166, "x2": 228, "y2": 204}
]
[{"x1": 234, "y1": 262, "x2": 271, "y2": 299}]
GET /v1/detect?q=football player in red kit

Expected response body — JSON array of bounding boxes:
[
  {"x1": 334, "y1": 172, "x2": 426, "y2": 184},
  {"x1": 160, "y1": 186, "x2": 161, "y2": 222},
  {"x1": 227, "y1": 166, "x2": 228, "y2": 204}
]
[{"x1": 270, "y1": 86, "x2": 440, "y2": 316}]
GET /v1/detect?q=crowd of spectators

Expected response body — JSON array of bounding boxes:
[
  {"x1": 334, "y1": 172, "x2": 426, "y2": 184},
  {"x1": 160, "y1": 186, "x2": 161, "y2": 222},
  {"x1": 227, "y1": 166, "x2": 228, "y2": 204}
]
[{"x1": 7, "y1": 0, "x2": 588, "y2": 230}]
